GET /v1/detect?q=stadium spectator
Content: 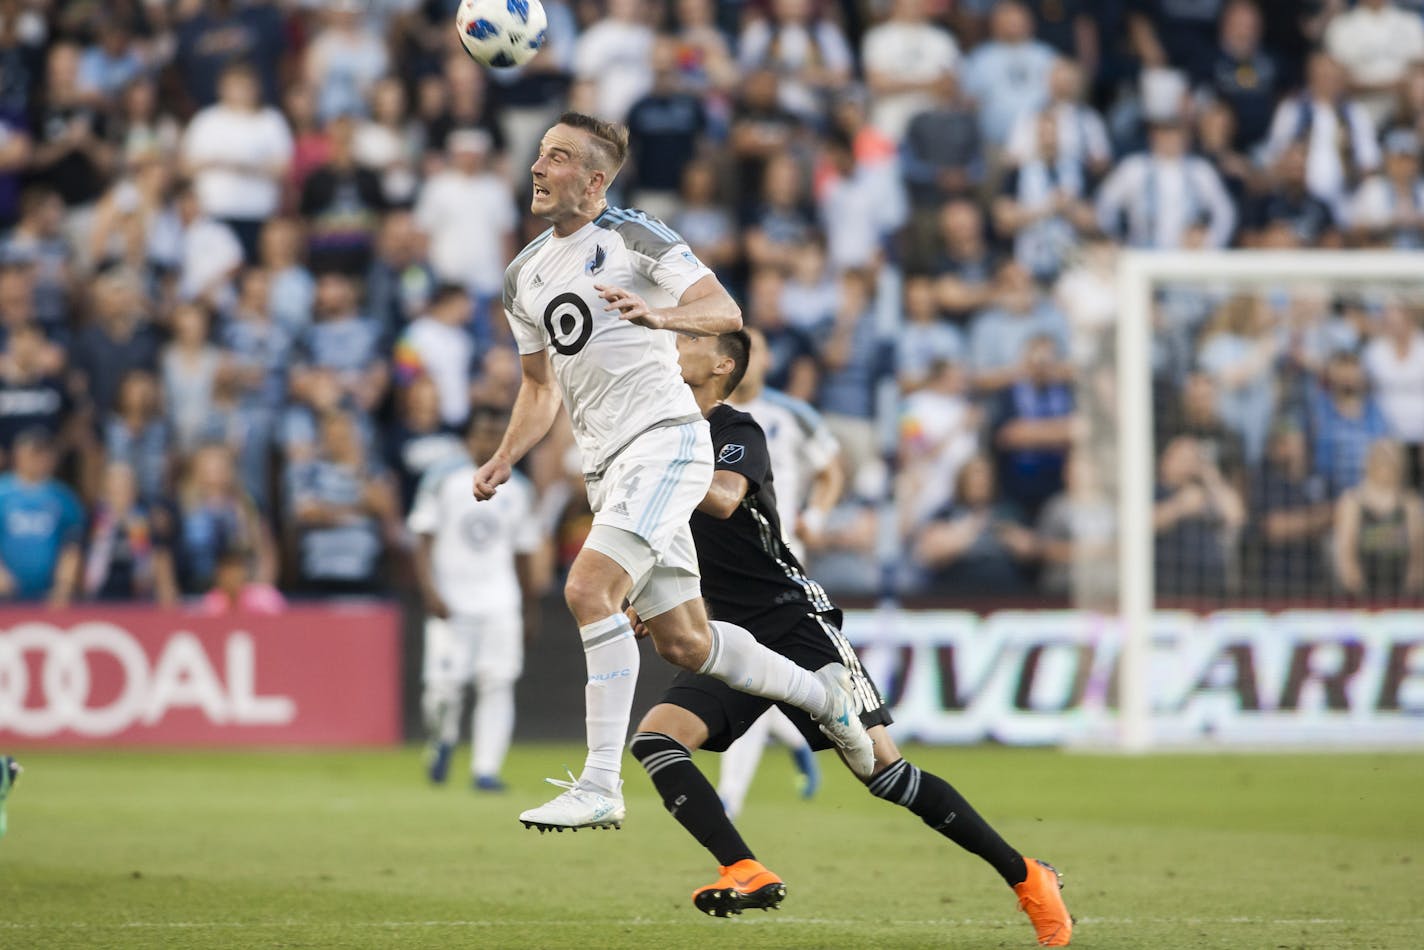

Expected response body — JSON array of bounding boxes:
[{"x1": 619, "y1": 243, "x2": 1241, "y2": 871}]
[
  {"x1": 173, "y1": 0, "x2": 284, "y2": 108},
  {"x1": 1346, "y1": 128, "x2": 1424, "y2": 247},
  {"x1": 1164, "y1": 371, "x2": 1249, "y2": 491},
  {"x1": 1204, "y1": 0, "x2": 1283, "y2": 150},
  {"x1": 0, "y1": 429, "x2": 82, "y2": 604},
  {"x1": 258, "y1": 218, "x2": 317, "y2": 335},
  {"x1": 176, "y1": 443, "x2": 274, "y2": 596},
  {"x1": 625, "y1": 38, "x2": 707, "y2": 221},
  {"x1": 221, "y1": 267, "x2": 292, "y2": 508},
  {"x1": 1264, "y1": 53, "x2": 1380, "y2": 217},
  {"x1": 898, "y1": 357, "x2": 979, "y2": 529},
  {"x1": 745, "y1": 266, "x2": 817, "y2": 400},
  {"x1": 1323, "y1": 0, "x2": 1424, "y2": 126},
  {"x1": 290, "y1": 271, "x2": 389, "y2": 417},
  {"x1": 181, "y1": 62, "x2": 294, "y2": 262},
  {"x1": 3, "y1": 187, "x2": 72, "y2": 328},
  {"x1": 1310, "y1": 350, "x2": 1391, "y2": 495},
  {"x1": 86, "y1": 150, "x2": 183, "y2": 275},
  {"x1": 727, "y1": 69, "x2": 801, "y2": 210},
  {"x1": 862, "y1": 0, "x2": 961, "y2": 143},
  {"x1": 353, "y1": 77, "x2": 420, "y2": 208},
  {"x1": 386, "y1": 374, "x2": 463, "y2": 512},
  {"x1": 968, "y1": 260, "x2": 1070, "y2": 391},
  {"x1": 1197, "y1": 294, "x2": 1280, "y2": 466},
  {"x1": 1152, "y1": 434, "x2": 1245, "y2": 599},
  {"x1": 29, "y1": 42, "x2": 112, "y2": 230},
  {"x1": 931, "y1": 198, "x2": 998, "y2": 324},
  {"x1": 0, "y1": 108, "x2": 33, "y2": 231},
  {"x1": 304, "y1": 0, "x2": 390, "y2": 124},
  {"x1": 424, "y1": 56, "x2": 507, "y2": 159},
  {"x1": 77, "y1": 21, "x2": 143, "y2": 104},
  {"x1": 109, "y1": 78, "x2": 181, "y2": 169},
  {"x1": 81, "y1": 460, "x2": 177, "y2": 605},
  {"x1": 0, "y1": 323, "x2": 71, "y2": 467},
  {"x1": 1246, "y1": 422, "x2": 1333, "y2": 598},
  {"x1": 394, "y1": 284, "x2": 475, "y2": 428},
  {"x1": 1244, "y1": 142, "x2": 1340, "y2": 248},
  {"x1": 816, "y1": 269, "x2": 882, "y2": 480},
  {"x1": 1004, "y1": 58, "x2": 1110, "y2": 176},
  {"x1": 780, "y1": 238, "x2": 838, "y2": 333},
  {"x1": 737, "y1": 0, "x2": 853, "y2": 123},
  {"x1": 1095, "y1": 118, "x2": 1237, "y2": 250},
  {"x1": 287, "y1": 410, "x2": 396, "y2": 594},
  {"x1": 993, "y1": 112, "x2": 1095, "y2": 281},
  {"x1": 1332, "y1": 439, "x2": 1424, "y2": 600},
  {"x1": 574, "y1": 0, "x2": 655, "y2": 122},
  {"x1": 1196, "y1": 98, "x2": 1254, "y2": 209},
  {"x1": 196, "y1": 545, "x2": 287, "y2": 615},
  {"x1": 896, "y1": 274, "x2": 965, "y2": 391},
  {"x1": 73, "y1": 270, "x2": 160, "y2": 416},
  {"x1": 1362, "y1": 298, "x2": 1424, "y2": 485},
  {"x1": 962, "y1": 0, "x2": 1055, "y2": 147},
  {"x1": 299, "y1": 113, "x2": 387, "y2": 276},
  {"x1": 912, "y1": 454, "x2": 1036, "y2": 596},
  {"x1": 743, "y1": 153, "x2": 815, "y2": 273},
  {"x1": 814, "y1": 128, "x2": 906, "y2": 272},
  {"x1": 161, "y1": 302, "x2": 223, "y2": 454},
  {"x1": 282, "y1": 83, "x2": 331, "y2": 201},
  {"x1": 669, "y1": 0, "x2": 738, "y2": 96},
  {"x1": 670, "y1": 160, "x2": 738, "y2": 275},
  {"x1": 102, "y1": 368, "x2": 170, "y2": 505},
  {"x1": 174, "y1": 180, "x2": 244, "y2": 307},
  {"x1": 413, "y1": 128, "x2": 517, "y2": 303},
  {"x1": 991, "y1": 334, "x2": 1075, "y2": 519},
  {"x1": 900, "y1": 72, "x2": 983, "y2": 207},
  {"x1": 364, "y1": 210, "x2": 435, "y2": 334},
  {"x1": 1033, "y1": 451, "x2": 1117, "y2": 603},
  {"x1": 1128, "y1": 0, "x2": 1225, "y2": 83}
]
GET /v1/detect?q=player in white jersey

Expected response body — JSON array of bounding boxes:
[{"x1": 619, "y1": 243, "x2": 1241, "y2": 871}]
[
  {"x1": 410, "y1": 406, "x2": 550, "y2": 791},
  {"x1": 719, "y1": 327, "x2": 846, "y2": 816},
  {"x1": 472, "y1": 112, "x2": 874, "y2": 832}
]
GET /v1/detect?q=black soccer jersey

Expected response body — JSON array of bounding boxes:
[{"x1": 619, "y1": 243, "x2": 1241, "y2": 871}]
[{"x1": 690, "y1": 404, "x2": 839, "y2": 641}]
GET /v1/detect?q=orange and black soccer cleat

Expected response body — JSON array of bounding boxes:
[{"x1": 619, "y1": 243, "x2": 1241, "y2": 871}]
[
  {"x1": 1014, "y1": 857, "x2": 1073, "y2": 946},
  {"x1": 691, "y1": 858, "x2": 787, "y2": 918}
]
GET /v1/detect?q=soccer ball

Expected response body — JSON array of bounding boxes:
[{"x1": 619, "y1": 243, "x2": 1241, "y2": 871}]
[{"x1": 455, "y1": 0, "x2": 547, "y2": 69}]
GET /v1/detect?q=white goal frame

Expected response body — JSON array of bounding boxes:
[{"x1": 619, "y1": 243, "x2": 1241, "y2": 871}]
[{"x1": 1113, "y1": 250, "x2": 1424, "y2": 751}]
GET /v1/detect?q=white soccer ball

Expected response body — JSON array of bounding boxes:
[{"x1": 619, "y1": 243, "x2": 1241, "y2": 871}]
[{"x1": 455, "y1": 0, "x2": 548, "y2": 69}]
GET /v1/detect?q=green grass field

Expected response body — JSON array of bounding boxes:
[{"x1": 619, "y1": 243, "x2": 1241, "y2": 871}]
[{"x1": 1, "y1": 744, "x2": 1420, "y2": 950}]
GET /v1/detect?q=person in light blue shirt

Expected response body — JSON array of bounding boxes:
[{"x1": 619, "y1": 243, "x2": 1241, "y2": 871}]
[
  {"x1": 1310, "y1": 351, "x2": 1392, "y2": 496},
  {"x1": 961, "y1": 1, "x2": 1056, "y2": 147},
  {"x1": 967, "y1": 260, "x2": 1070, "y2": 391},
  {"x1": 0, "y1": 430, "x2": 84, "y2": 603}
]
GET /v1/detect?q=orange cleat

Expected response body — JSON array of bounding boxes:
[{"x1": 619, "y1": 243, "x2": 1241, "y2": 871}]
[
  {"x1": 1013, "y1": 857, "x2": 1073, "y2": 946},
  {"x1": 691, "y1": 858, "x2": 787, "y2": 918}
]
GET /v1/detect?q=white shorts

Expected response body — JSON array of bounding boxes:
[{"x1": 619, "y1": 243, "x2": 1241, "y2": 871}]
[
  {"x1": 422, "y1": 613, "x2": 523, "y2": 688},
  {"x1": 584, "y1": 420, "x2": 711, "y2": 575}
]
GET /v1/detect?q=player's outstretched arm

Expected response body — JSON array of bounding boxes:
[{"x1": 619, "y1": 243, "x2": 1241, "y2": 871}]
[
  {"x1": 596, "y1": 274, "x2": 741, "y2": 336},
  {"x1": 697, "y1": 470, "x2": 751, "y2": 520},
  {"x1": 473, "y1": 351, "x2": 560, "y2": 501}
]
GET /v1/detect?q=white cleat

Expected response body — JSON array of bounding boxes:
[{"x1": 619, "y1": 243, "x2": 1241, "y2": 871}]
[
  {"x1": 518, "y1": 771, "x2": 626, "y2": 833},
  {"x1": 812, "y1": 663, "x2": 875, "y2": 779}
]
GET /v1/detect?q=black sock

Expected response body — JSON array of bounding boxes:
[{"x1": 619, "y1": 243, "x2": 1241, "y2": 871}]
[
  {"x1": 868, "y1": 758, "x2": 1028, "y2": 887},
  {"x1": 630, "y1": 732, "x2": 754, "y2": 868}
]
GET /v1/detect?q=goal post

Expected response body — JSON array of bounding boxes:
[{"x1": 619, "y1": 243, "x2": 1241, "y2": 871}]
[{"x1": 1111, "y1": 250, "x2": 1424, "y2": 752}]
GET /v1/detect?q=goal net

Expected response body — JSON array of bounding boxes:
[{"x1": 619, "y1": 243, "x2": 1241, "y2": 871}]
[{"x1": 1070, "y1": 250, "x2": 1424, "y2": 750}]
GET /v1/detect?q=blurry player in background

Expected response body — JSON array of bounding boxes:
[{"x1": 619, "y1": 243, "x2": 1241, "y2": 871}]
[
  {"x1": 0, "y1": 756, "x2": 19, "y2": 838},
  {"x1": 627, "y1": 332, "x2": 1073, "y2": 946},
  {"x1": 410, "y1": 405, "x2": 550, "y2": 791},
  {"x1": 717, "y1": 327, "x2": 846, "y2": 814},
  {"x1": 474, "y1": 112, "x2": 873, "y2": 832}
]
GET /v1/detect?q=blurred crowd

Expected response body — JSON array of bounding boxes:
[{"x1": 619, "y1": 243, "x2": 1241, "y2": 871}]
[{"x1": 0, "y1": 0, "x2": 1421, "y2": 609}]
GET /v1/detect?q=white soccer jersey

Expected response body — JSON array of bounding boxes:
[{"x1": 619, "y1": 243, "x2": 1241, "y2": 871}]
[
  {"x1": 407, "y1": 455, "x2": 541, "y2": 617},
  {"x1": 503, "y1": 207, "x2": 712, "y2": 476},
  {"x1": 730, "y1": 389, "x2": 839, "y2": 548}
]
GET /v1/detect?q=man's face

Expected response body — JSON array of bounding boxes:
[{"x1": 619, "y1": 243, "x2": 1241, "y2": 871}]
[
  {"x1": 676, "y1": 333, "x2": 724, "y2": 389},
  {"x1": 467, "y1": 416, "x2": 505, "y2": 463},
  {"x1": 13, "y1": 442, "x2": 53, "y2": 482},
  {"x1": 530, "y1": 125, "x2": 599, "y2": 221}
]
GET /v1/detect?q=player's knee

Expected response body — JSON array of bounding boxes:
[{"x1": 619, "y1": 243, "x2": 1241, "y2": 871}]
[
  {"x1": 650, "y1": 629, "x2": 707, "y2": 671},
  {"x1": 562, "y1": 574, "x2": 619, "y2": 623}
]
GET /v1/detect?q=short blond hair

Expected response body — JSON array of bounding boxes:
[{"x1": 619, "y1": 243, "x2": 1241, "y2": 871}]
[{"x1": 558, "y1": 111, "x2": 629, "y2": 175}]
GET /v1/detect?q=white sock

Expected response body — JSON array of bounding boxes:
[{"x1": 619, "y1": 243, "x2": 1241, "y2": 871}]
[
  {"x1": 718, "y1": 709, "x2": 773, "y2": 820},
  {"x1": 471, "y1": 677, "x2": 515, "y2": 779},
  {"x1": 422, "y1": 684, "x2": 462, "y2": 745},
  {"x1": 578, "y1": 613, "x2": 639, "y2": 794},
  {"x1": 699, "y1": 621, "x2": 829, "y2": 717},
  {"x1": 767, "y1": 707, "x2": 808, "y2": 748}
]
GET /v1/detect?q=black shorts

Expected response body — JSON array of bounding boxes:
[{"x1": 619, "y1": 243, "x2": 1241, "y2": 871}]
[{"x1": 660, "y1": 612, "x2": 893, "y2": 753}]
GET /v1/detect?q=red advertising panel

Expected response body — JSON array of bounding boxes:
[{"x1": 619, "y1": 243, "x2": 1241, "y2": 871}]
[{"x1": 0, "y1": 605, "x2": 401, "y2": 746}]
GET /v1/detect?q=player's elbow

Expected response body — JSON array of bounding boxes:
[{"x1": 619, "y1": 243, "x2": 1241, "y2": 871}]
[{"x1": 697, "y1": 494, "x2": 739, "y2": 519}]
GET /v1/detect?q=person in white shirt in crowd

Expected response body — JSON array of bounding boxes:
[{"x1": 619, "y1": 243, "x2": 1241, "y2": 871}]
[
  {"x1": 898, "y1": 357, "x2": 981, "y2": 531},
  {"x1": 353, "y1": 77, "x2": 421, "y2": 206},
  {"x1": 410, "y1": 404, "x2": 550, "y2": 792},
  {"x1": 174, "y1": 180, "x2": 243, "y2": 308},
  {"x1": 816, "y1": 129, "x2": 907, "y2": 273},
  {"x1": 304, "y1": 0, "x2": 390, "y2": 124},
  {"x1": 413, "y1": 128, "x2": 518, "y2": 304},
  {"x1": 1324, "y1": 0, "x2": 1424, "y2": 126},
  {"x1": 861, "y1": 0, "x2": 961, "y2": 143},
  {"x1": 1264, "y1": 52, "x2": 1381, "y2": 218},
  {"x1": 738, "y1": 0, "x2": 854, "y2": 122},
  {"x1": 573, "y1": 0, "x2": 654, "y2": 122},
  {"x1": 716, "y1": 326, "x2": 844, "y2": 819},
  {"x1": 1347, "y1": 128, "x2": 1424, "y2": 247},
  {"x1": 961, "y1": 0, "x2": 1056, "y2": 149},
  {"x1": 397, "y1": 284, "x2": 476, "y2": 429},
  {"x1": 1362, "y1": 296, "x2": 1424, "y2": 485},
  {"x1": 180, "y1": 62, "x2": 293, "y2": 262},
  {"x1": 994, "y1": 111, "x2": 1096, "y2": 282},
  {"x1": 1095, "y1": 118, "x2": 1237, "y2": 250},
  {"x1": 1005, "y1": 58, "x2": 1112, "y2": 178}
]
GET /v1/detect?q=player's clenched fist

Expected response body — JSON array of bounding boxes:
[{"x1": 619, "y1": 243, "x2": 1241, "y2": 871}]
[
  {"x1": 472, "y1": 456, "x2": 512, "y2": 500},
  {"x1": 595, "y1": 283, "x2": 666, "y2": 330}
]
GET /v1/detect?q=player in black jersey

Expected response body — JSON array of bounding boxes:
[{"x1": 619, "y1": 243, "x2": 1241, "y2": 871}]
[{"x1": 627, "y1": 331, "x2": 1074, "y2": 946}]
